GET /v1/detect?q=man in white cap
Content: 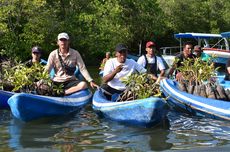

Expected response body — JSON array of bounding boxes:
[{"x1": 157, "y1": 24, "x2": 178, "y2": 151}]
[{"x1": 46, "y1": 32, "x2": 98, "y2": 95}]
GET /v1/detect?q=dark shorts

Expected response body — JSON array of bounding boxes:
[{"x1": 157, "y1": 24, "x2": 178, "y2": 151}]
[
  {"x1": 54, "y1": 79, "x2": 80, "y2": 90},
  {"x1": 100, "y1": 83, "x2": 123, "y2": 100}
]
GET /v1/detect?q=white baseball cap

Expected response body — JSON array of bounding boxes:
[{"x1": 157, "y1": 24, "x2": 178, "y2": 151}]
[{"x1": 57, "y1": 32, "x2": 69, "y2": 40}]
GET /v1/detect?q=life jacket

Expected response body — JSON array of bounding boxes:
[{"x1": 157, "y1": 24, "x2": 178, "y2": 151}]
[{"x1": 144, "y1": 54, "x2": 157, "y2": 77}]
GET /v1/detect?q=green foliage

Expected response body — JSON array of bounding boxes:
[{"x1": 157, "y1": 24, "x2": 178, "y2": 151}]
[
  {"x1": 0, "y1": 56, "x2": 18, "y2": 90},
  {"x1": 117, "y1": 73, "x2": 161, "y2": 101},
  {"x1": 3, "y1": 63, "x2": 47, "y2": 92},
  {"x1": 119, "y1": 0, "x2": 166, "y2": 47},
  {"x1": 1, "y1": 0, "x2": 230, "y2": 64},
  {"x1": 157, "y1": 0, "x2": 230, "y2": 33},
  {"x1": 177, "y1": 57, "x2": 218, "y2": 85},
  {"x1": 71, "y1": 0, "x2": 130, "y2": 63},
  {"x1": 1, "y1": 62, "x2": 63, "y2": 96},
  {"x1": 0, "y1": 0, "x2": 48, "y2": 60},
  {"x1": 157, "y1": 0, "x2": 208, "y2": 32},
  {"x1": 0, "y1": 49, "x2": 8, "y2": 57},
  {"x1": 0, "y1": 0, "x2": 165, "y2": 63}
]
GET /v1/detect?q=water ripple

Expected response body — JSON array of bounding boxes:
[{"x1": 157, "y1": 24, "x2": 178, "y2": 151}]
[{"x1": 167, "y1": 110, "x2": 230, "y2": 149}]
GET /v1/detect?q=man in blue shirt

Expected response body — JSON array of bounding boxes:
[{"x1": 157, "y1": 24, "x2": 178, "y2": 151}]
[{"x1": 193, "y1": 45, "x2": 210, "y2": 62}]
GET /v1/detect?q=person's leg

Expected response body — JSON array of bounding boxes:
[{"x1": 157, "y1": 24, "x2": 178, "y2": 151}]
[
  {"x1": 100, "y1": 83, "x2": 123, "y2": 100},
  {"x1": 64, "y1": 81, "x2": 87, "y2": 95}
]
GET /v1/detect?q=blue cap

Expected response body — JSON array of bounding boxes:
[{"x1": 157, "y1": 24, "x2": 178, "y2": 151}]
[{"x1": 32, "y1": 46, "x2": 42, "y2": 53}]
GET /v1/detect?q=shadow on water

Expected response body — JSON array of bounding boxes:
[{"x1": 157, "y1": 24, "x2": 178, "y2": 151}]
[
  {"x1": 88, "y1": 118, "x2": 173, "y2": 151},
  {"x1": 8, "y1": 113, "x2": 78, "y2": 149},
  {"x1": 7, "y1": 108, "x2": 173, "y2": 151},
  {"x1": 6, "y1": 106, "x2": 97, "y2": 150},
  {"x1": 148, "y1": 128, "x2": 173, "y2": 151}
]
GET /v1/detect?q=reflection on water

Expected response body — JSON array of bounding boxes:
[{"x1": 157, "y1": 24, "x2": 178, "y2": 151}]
[
  {"x1": 1, "y1": 67, "x2": 230, "y2": 151},
  {"x1": 1, "y1": 106, "x2": 173, "y2": 151},
  {"x1": 168, "y1": 110, "x2": 230, "y2": 150},
  {"x1": 51, "y1": 112, "x2": 172, "y2": 151},
  {"x1": 1, "y1": 103, "x2": 230, "y2": 151}
]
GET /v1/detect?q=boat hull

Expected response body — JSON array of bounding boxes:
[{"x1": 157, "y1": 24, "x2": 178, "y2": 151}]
[
  {"x1": 0, "y1": 90, "x2": 15, "y2": 108},
  {"x1": 203, "y1": 49, "x2": 230, "y2": 64},
  {"x1": 160, "y1": 79, "x2": 230, "y2": 120},
  {"x1": 8, "y1": 89, "x2": 92, "y2": 121},
  {"x1": 93, "y1": 90, "x2": 167, "y2": 127}
]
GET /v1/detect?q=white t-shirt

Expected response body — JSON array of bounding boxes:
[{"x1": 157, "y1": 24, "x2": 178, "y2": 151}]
[
  {"x1": 103, "y1": 58, "x2": 147, "y2": 90},
  {"x1": 137, "y1": 55, "x2": 165, "y2": 71}
]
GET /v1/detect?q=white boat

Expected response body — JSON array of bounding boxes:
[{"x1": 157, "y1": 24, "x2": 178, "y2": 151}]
[{"x1": 173, "y1": 32, "x2": 230, "y2": 64}]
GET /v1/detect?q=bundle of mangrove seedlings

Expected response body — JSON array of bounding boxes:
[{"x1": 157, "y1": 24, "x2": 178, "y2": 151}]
[
  {"x1": 116, "y1": 73, "x2": 161, "y2": 102},
  {"x1": 179, "y1": 80, "x2": 230, "y2": 101},
  {"x1": 0, "y1": 62, "x2": 64, "y2": 96},
  {"x1": 177, "y1": 57, "x2": 230, "y2": 101}
]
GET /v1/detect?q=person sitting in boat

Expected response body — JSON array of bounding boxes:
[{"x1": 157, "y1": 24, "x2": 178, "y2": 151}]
[
  {"x1": 45, "y1": 32, "x2": 98, "y2": 95},
  {"x1": 225, "y1": 58, "x2": 230, "y2": 80},
  {"x1": 25, "y1": 46, "x2": 55, "y2": 78},
  {"x1": 193, "y1": 45, "x2": 210, "y2": 62},
  {"x1": 137, "y1": 41, "x2": 165, "y2": 81},
  {"x1": 168, "y1": 41, "x2": 196, "y2": 80},
  {"x1": 24, "y1": 46, "x2": 47, "y2": 67},
  {"x1": 99, "y1": 51, "x2": 111, "y2": 70},
  {"x1": 101, "y1": 43, "x2": 146, "y2": 100}
]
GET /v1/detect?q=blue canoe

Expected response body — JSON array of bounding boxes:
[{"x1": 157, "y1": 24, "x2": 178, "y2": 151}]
[
  {"x1": 215, "y1": 75, "x2": 230, "y2": 89},
  {"x1": 92, "y1": 89, "x2": 167, "y2": 127},
  {"x1": 7, "y1": 89, "x2": 92, "y2": 121},
  {"x1": 0, "y1": 90, "x2": 15, "y2": 109},
  {"x1": 160, "y1": 79, "x2": 230, "y2": 120},
  {"x1": 0, "y1": 67, "x2": 84, "y2": 109}
]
